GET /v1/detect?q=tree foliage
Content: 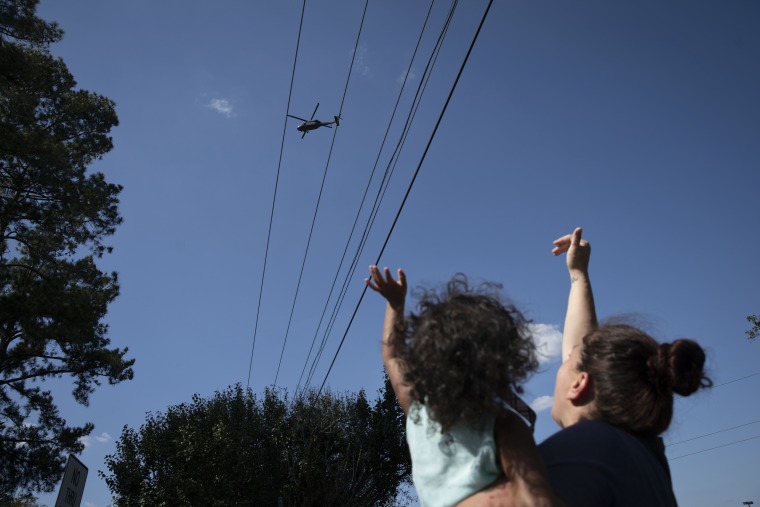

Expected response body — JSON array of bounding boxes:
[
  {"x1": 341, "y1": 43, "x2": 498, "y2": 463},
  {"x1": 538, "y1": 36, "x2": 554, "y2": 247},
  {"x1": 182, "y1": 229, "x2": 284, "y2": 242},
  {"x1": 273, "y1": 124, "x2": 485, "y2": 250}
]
[
  {"x1": 0, "y1": 0, "x2": 134, "y2": 500},
  {"x1": 102, "y1": 378, "x2": 412, "y2": 507},
  {"x1": 5, "y1": 492, "x2": 44, "y2": 507},
  {"x1": 747, "y1": 314, "x2": 759, "y2": 341}
]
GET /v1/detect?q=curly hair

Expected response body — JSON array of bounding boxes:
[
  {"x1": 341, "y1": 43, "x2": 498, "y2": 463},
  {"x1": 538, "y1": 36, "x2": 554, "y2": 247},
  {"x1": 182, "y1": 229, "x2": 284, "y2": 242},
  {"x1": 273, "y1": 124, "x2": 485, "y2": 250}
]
[
  {"x1": 579, "y1": 324, "x2": 712, "y2": 436},
  {"x1": 402, "y1": 274, "x2": 538, "y2": 434}
]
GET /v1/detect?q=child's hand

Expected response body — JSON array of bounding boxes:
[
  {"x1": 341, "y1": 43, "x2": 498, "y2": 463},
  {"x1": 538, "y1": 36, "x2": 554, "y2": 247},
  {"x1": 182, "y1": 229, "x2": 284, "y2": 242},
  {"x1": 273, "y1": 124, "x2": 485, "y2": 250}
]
[
  {"x1": 552, "y1": 227, "x2": 590, "y2": 277},
  {"x1": 366, "y1": 265, "x2": 407, "y2": 310}
]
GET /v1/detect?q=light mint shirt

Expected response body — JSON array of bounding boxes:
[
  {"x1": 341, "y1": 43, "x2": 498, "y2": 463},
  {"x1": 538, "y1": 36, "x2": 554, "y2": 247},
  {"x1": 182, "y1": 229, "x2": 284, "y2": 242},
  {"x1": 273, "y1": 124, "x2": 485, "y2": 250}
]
[{"x1": 406, "y1": 402, "x2": 501, "y2": 507}]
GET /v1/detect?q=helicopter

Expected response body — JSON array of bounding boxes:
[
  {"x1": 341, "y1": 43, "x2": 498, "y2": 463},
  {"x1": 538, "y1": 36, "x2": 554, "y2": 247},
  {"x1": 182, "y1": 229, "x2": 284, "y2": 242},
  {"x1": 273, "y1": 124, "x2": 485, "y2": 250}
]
[{"x1": 287, "y1": 103, "x2": 340, "y2": 138}]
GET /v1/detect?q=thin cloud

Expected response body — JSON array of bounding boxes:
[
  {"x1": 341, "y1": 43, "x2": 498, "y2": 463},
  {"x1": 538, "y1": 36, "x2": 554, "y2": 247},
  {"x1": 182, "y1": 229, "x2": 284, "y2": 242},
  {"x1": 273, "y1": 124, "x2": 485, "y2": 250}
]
[
  {"x1": 352, "y1": 44, "x2": 369, "y2": 76},
  {"x1": 397, "y1": 67, "x2": 417, "y2": 84},
  {"x1": 530, "y1": 395, "x2": 554, "y2": 413},
  {"x1": 529, "y1": 323, "x2": 562, "y2": 364},
  {"x1": 207, "y1": 98, "x2": 234, "y2": 118},
  {"x1": 79, "y1": 431, "x2": 111, "y2": 448}
]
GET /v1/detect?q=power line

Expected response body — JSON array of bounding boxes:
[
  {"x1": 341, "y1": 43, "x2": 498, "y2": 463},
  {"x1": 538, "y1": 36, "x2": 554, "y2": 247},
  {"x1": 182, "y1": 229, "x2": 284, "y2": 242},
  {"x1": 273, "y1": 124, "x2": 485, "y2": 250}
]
[
  {"x1": 668, "y1": 435, "x2": 760, "y2": 461},
  {"x1": 664, "y1": 373, "x2": 760, "y2": 460},
  {"x1": 713, "y1": 371, "x2": 760, "y2": 388},
  {"x1": 301, "y1": 0, "x2": 458, "y2": 393},
  {"x1": 667, "y1": 419, "x2": 760, "y2": 447},
  {"x1": 304, "y1": 0, "x2": 461, "y2": 393},
  {"x1": 317, "y1": 0, "x2": 495, "y2": 396},
  {"x1": 246, "y1": 0, "x2": 307, "y2": 390},
  {"x1": 310, "y1": 0, "x2": 465, "y2": 393},
  {"x1": 294, "y1": 0, "x2": 438, "y2": 396},
  {"x1": 273, "y1": 0, "x2": 370, "y2": 385}
]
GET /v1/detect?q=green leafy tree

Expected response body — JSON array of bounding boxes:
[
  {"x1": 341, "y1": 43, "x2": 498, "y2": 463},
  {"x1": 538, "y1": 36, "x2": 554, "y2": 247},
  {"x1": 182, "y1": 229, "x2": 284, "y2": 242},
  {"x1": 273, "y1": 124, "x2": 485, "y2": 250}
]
[
  {"x1": 102, "y1": 377, "x2": 412, "y2": 507},
  {"x1": 5, "y1": 492, "x2": 44, "y2": 507},
  {"x1": 0, "y1": 0, "x2": 134, "y2": 501},
  {"x1": 747, "y1": 314, "x2": 759, "y2": 341}
]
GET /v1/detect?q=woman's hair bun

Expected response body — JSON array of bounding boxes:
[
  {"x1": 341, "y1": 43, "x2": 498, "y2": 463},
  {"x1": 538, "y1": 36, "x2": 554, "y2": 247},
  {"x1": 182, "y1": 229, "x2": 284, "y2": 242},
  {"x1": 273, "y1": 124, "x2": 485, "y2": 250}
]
[{"x1": 667, "y1": 339, "x2": 712, "y2": 396}]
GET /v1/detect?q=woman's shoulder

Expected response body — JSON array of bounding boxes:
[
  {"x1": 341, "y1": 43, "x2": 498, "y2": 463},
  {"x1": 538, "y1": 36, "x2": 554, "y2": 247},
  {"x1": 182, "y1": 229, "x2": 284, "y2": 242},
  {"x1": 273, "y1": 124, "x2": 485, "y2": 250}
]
[
  {"x1": 539, "y1": 420, "x2": 620, "y2": 450},
  {"x1": 537, "y1": 421, "x2": 676, "y2": 507},
  {"x1": 539, "y1": 420, "x2": 661, "y2": 461}
]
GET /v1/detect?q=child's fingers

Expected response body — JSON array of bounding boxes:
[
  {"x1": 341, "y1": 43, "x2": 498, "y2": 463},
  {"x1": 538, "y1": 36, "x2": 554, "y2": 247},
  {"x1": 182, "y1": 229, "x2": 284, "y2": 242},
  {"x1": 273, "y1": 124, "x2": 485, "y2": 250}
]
[
  {"x1": 368, "y1": 265, "x2": 383, "y2": 286},
  {"x1": 369, "y1": 265, "x2": 406, "y2": 290}
]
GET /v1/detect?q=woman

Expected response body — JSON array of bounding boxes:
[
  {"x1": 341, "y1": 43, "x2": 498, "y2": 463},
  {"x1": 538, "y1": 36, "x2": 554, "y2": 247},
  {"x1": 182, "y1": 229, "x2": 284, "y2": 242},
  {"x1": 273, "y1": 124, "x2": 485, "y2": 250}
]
[{"x1": 461, "y1": 228, "x2": 711, "y2": 506}]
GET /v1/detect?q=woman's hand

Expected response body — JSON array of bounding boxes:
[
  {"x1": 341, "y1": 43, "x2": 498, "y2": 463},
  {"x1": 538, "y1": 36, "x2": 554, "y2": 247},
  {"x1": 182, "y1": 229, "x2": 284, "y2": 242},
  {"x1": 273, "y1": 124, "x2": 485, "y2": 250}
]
[{"x1": 552, "y1": 227, "x2": 590, "y2": 279}]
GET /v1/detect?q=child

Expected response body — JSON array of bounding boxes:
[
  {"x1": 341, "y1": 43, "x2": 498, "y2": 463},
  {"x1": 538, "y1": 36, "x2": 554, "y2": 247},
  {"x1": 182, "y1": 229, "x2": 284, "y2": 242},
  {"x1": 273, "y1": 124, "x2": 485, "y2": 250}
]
[{"x1": 366, "y1": 266, "x2": 560, "y2": 507}]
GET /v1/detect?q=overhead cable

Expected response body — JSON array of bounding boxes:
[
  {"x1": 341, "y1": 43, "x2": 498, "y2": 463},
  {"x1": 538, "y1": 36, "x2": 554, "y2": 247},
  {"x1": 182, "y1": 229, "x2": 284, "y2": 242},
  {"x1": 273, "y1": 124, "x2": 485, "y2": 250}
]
[
  {"x1": 667, "y1": 419, "x2": 760, "y2": 447},
  {"x1": 713, "y1": 371, "x2": 760, "y2": 388},
  {"x1": 273, "y1": 0, "x2": 370, "y2": 385},
  {"x1": 246, "y1": 0, "x2": 307, "y2": 389},
  {"x1": 668, "y1": 435, "x2": 760, "y2": 461},
  {"x1": 303, "y1": 0, "x2": 460, "y2": 393},
  {"x1": 317, "y1": 0, "x2": 495, "y2": 396},
  {"x1": 294, "y1": 0, "x2": 439, "y2": 396}
]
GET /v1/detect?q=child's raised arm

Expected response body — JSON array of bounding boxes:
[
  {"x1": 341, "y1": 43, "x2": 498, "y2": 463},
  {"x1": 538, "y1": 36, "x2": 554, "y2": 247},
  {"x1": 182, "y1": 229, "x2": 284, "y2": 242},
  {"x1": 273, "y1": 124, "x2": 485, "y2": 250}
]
[
  {"x1": 552, "y1": 227, "x2": 597, "y2": 361},
  {"x1": 366, "y1": 265, "x2": 413, "y2": 414}
]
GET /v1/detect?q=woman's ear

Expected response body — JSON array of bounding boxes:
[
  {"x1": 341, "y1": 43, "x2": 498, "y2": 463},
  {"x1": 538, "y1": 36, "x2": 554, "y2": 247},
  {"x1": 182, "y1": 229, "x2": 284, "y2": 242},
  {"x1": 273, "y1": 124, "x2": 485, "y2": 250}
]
[{"x1": 567, "y1": 371, "x2": 591, "y2": 401}]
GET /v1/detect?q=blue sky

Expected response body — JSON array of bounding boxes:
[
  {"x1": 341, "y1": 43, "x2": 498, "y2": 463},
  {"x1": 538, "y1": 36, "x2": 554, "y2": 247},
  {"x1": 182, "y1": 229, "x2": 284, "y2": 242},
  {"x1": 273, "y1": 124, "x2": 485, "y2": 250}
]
[{"x1": 33, "y1": 1, "x2": 760, "y2": 506}]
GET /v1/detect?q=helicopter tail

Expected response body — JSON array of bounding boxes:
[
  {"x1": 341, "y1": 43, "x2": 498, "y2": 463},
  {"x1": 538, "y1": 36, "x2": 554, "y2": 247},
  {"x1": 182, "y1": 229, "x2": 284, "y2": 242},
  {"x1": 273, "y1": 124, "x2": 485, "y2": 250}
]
[{"x1": 334, "y1": 115, "x2": 340, "y2": 127}]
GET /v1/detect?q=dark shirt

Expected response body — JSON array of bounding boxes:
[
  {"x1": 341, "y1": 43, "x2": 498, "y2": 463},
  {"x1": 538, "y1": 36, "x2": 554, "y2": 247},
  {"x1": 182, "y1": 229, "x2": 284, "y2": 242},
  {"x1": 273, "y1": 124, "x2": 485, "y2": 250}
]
[{"x1": 538, "y1": 420, "x2": 678, "y2": 507}]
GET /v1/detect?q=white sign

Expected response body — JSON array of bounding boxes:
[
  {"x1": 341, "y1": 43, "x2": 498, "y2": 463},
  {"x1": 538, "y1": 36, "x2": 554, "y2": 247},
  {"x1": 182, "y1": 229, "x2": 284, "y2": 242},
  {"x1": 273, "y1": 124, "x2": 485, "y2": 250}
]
[{"x1": 55, "y1": 455, "x2": 88, "y2": 507}]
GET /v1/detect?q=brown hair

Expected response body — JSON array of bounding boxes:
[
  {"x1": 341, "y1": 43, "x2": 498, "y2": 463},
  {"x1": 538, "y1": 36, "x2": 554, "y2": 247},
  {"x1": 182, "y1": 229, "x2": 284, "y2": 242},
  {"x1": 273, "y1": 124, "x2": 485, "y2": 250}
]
[
  {"x1": 578, "y1": 324, "x2": 711, "y2": 436},
  {"x1": 404, "y1": 275, "x2": 538, "y2": 434}
]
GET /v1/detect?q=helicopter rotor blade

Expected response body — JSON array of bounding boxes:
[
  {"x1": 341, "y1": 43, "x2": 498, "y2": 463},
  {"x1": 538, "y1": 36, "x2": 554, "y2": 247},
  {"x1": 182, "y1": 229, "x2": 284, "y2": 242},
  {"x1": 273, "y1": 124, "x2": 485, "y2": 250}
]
[
  {"x1": 287, "y1": 114, "x2": 308, "y2": 122},
  {"x1": 310, "y1": 102, "x2": 319, "y2": 120}
]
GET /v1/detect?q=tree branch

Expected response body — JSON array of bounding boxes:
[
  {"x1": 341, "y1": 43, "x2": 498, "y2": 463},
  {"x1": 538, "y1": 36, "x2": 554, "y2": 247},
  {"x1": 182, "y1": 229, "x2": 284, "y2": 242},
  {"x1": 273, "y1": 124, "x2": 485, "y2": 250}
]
[{"x1": 0, "y1": 365, "x2": 105, "y2": 386}]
